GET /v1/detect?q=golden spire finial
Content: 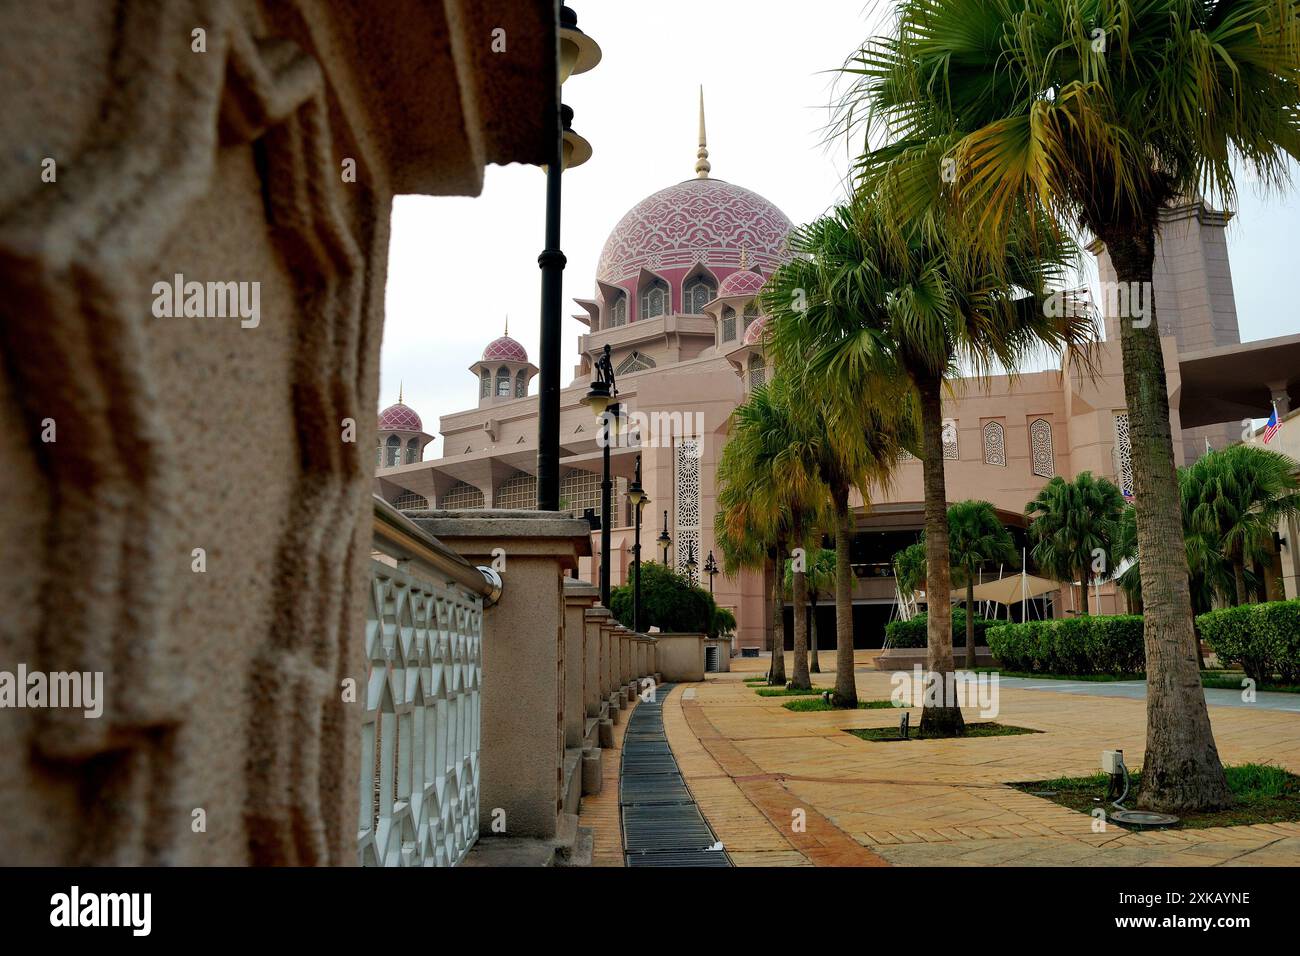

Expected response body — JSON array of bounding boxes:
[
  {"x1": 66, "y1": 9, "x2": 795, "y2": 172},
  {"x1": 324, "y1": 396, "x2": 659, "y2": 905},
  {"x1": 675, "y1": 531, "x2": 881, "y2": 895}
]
[
  {"x1": 739, "y1": 242, "x2": 749, "y2": 270},
  {"x1": 504, "y1": 315, "x2": 509, "y2": 336},
  {"x1": 398, "y1": 380, "x2": 404, "y2": 404},
  {"x1": 695, "y1": 85, "x2": 711, "y2": 179}
]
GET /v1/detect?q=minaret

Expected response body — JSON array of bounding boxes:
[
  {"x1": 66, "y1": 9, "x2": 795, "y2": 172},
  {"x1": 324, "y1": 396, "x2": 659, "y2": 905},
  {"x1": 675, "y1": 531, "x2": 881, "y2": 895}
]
[{"x1": 695, "y1": 85, "x2": 711, "y2": 179}]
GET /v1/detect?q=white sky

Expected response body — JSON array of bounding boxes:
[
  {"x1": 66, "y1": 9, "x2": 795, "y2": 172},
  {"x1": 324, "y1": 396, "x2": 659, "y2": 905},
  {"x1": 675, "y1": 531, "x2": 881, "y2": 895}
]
[{"x1": 381, "y1": 0, "x2": 1299, "y2": 458}]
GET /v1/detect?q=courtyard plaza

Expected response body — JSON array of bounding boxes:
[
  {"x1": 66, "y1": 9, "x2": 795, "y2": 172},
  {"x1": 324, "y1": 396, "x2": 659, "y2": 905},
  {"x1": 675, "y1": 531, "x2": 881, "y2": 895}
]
[{"x1": 580, "y1": 652, "x2": 1300, "y2": 867}]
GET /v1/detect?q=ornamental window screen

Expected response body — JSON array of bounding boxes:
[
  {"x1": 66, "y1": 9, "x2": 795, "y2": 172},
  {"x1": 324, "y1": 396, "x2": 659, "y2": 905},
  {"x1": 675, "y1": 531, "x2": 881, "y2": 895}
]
[
  {"x1": 748, "y1": 354, "x2": 766, "y2": 391},
  {"x1": 393, "y1": 490, "x2": 429, "y2": 511},
  {"x1": 743, "y1": 302, "x2": 759, "y2": 331},
  {"x1": 494, "y1": 472, "x2": 537, "y2": 510},
  {"x1": 479, "y1": 370, "x2": 491, "y2": 398},
  {"x1": 609, "y1": 293, "x2": 627, "y2": 327},
  {"x1": 560, "y1": 469, "x2": 600, "y2": 516},
  {"x1": 721, "y1": 305, "x2": 736, "y2": 342},
  {"x1": 675, "y1": 438, "x2": 701, "y2": 582},
  {"x1": 640, "y1": 278, "x2": 668, "y2": 320},
  {"x1": 441, "y1": 481, "x2": 484, "y2": 510},
  {"x1": 385, "y1": 434, "x2": 401, "y2": 467},
  {"x1": 1030, "y1": 418, "x2": 1055, "y2": 477},
  {"x1": 406, "y1": 438, "x2": 421, "y2": 464},
  {"x1": 495, "y1": 367, "x2": 510, "y2": 397},
  {"x1": 683, "y1": 275, "x2": 716, "y2": 314},
  {"x1": 1114, "y1": 412, "x2": 1134, "y2": 495},
  {"x1": 615, "y1": 350, "x2": 656, "y2": 375},
  {"x1": 942, "y1": 419, "x2": 959, "y2": 460},
  {"x1": 982, "y1": 421, "x2": 1006, "y2": 466},
  {"x1": 515, "y1": 370, "x2": 527, "y2": 398}
]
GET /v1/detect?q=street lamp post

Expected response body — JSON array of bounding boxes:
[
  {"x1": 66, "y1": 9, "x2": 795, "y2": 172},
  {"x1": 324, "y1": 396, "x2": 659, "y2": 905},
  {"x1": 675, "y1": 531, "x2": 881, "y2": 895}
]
[
  {"x1": 627, "y1": 454, "x2": 648, "y2": 631},
  {"x1": 657, "y1": 510, "x2": 672, "y2": 566},
  {"x1": 704, "y1": 550, "x2": 719, "y2": 594},
  {"x1": 582, "y1": 344, "x2": 619, "y2": 606},
  {"x1": 538, "y1": 6, "x2": 600, "y2": 511}
]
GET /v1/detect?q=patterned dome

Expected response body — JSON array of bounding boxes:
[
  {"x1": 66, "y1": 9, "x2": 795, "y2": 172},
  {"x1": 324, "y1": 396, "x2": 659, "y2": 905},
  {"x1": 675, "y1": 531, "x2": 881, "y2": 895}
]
[
  {"x1": 378, "y1": 402, "x2": 423, "y2": 432},
  {"x1": 717, "y1": 269, "x2": 766, "y2": 298},
  {"x1": 742, "y1": 315, "x2": 769, "y2": 346},
  {"x1": 596, "y1": 178, "x2": 792, "y2": 284},
  {"x1": 482, "y1": 335, "x2": 528, "y2": 363}
]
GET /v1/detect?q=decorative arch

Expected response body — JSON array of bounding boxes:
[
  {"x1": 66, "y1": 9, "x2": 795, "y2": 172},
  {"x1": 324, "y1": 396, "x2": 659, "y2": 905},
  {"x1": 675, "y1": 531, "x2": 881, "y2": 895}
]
[
  {"x1": 615, "y1": 350, "x2": 656, "y2": 375},
  {"x1": 720, "y1": 305, "x2": 736, "y2": 342},
  {"x1": 1029, "y1": 418, "x2": 1054, "y2": 477},
  {"x1": 982, "y1": 421, "x2": 1006, "y2": 466},
  {"x1": 742, "y1": 300, "x2": 759, "y2": 331},
  {"x1": 638, "y1": 273, "x2": 669, "y2": 321},
  {"x1": 405, "y1": 437, "x2": 420, "y2": 464},
  {"x1": 393, "y1": 490, "x2": 428, "y2": 511},
  {"x1": 515, "y1": 369, "x2": 527, "y2": 398},
  {"x1": 441, "y1": 481, "x2": 484, "y2": 510},
  {"x1": 495, "y1": 365, "x2": 511, "y2": 397},
  {"x1": 747, "y1": 353, "x2": 766, "y2": 391},
  {"x1": 384, "y1": 434, "x2": 401, "y2": 467},
  {"x1": 681, "y1": 266, "x2": 717, "y2": 315},
  {"x1": 494, "y1": 472, "x2": 537, "y2": 510},
  {"x1": 479, "y1": 369, "x2": 491, "y2": 398}
]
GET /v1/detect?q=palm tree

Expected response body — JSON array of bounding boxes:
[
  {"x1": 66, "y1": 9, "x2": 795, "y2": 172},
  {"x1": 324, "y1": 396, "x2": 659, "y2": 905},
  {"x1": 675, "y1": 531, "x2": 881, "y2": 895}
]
[
  {"x1": 714, "y1": 379, "x2": 824, "y2": 688},
  {"x1": 842, "y1": 0, "x2": 1300, "y2": 809},
  {"x1": 764, "y1": 196, "x2": 1089, "y2": 731},
  {"x1": 805, "y1": 547, "x2": 836, "y2": 673},
  {"x1": 1026, "y1": 473, "x2": 1126, "y2": 616},
  {"x1": 1189, "y1": 445, "x2": 1300, "y2": 605},
  {"x1": 949, "y1": 501, "x2": 1018, "y2": 668}
]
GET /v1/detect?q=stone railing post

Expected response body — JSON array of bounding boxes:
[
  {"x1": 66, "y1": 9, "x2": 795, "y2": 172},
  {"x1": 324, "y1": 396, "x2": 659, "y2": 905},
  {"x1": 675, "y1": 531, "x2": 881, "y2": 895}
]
[
  {"x1": 563, "y1": 581, "x2": 598, "y2": 750},
  {"x1": 583, "y1": 605, "x2": 610, "y2": 719},
  {"x1": 415, "y1": 511, "x2": 591, "y2": 841}
]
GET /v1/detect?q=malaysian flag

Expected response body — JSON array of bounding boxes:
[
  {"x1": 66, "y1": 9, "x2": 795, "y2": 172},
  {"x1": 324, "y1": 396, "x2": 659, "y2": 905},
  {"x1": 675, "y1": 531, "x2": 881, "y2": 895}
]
[{"x1": 1263, "y1": 404, "x2": 1282, "y2": 444}]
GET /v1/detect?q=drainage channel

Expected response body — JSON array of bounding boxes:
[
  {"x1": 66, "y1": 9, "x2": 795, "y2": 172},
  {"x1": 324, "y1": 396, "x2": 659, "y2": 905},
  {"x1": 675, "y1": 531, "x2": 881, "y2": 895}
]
[{"x1": 620, "y1": 682, "x2": 731, "y2": 867}]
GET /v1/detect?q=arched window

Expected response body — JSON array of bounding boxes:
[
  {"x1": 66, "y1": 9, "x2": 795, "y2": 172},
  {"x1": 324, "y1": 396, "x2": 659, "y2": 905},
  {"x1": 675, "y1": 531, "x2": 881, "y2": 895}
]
[
  {"x1": 640, "y1": 278, "x2": 668, "y2": 320},
  {"x1": 441, "y1": 481, "x2": 485, "y2": 510},
  {"x1": 748, "y1": 354, "x2": 766, "y2": 392},
  {"x1": 480, "y1": 369, "x2": 491, "y2": 398},
  {"x1": 683, "y1": 274, "x2": 717, "y2": 314},
  {"x1": 609, "y1": 292, "x2": 627, "y2": 327},
  {"x1": 1030, "y1": 418, "x2": 1054, "y2": 477},
  {"x1": 393, "y1": 490, "x2": 429, "y2": 511},
  {"x1": 721, "y1": 305, "x2": 736, "y2": 342},
  {"x1": 406, "y1": 438, "x2": 420, "y2": 464},
  {"x1": 515, "y1": 369, "x2": 527, "y2": 398},
  {"x1": 384, "y1": 434, "x2": 401, "y2": 467},
  {"x1": 375, "y1": 439, "x2": 383, "y2": 468},
  {"x1": 495, "y1": 366, "x2": 511, "y2": 397},
  {"x1": 743, "y1": 301, "x2": 759, "y2": 333},
  {"x1": 615, "y1": 350, "x2": 657, "y2": 375},
  {"x1": 982, "y1": 421, "x2": 1006, "y2": 466},
  {"x1": 494, "y1": 472, "x2": 538, "y2": 510}
]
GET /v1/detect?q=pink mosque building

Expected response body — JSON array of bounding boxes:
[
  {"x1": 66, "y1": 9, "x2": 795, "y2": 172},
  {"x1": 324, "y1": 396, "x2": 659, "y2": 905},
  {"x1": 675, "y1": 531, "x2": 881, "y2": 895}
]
[{"x1": 376, "y1": 112, "x2": 1300, "y2": 653}]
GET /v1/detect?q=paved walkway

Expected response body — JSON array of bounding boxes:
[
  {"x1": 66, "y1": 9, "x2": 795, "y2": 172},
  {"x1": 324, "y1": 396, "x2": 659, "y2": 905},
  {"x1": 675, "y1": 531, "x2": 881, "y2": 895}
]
[
  {"x1": 995, "y1": 675, "x2": 1300, "y2": 713},
  {"x1": 576, "y1": 696, "x2": 636, "y2": 867},
  {"x1": 661, "y1": 654, "x2": 1300, "y2": 866}
]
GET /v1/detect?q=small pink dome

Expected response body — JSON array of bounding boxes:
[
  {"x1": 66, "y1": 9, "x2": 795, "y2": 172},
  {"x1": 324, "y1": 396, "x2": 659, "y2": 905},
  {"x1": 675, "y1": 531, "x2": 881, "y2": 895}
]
[
  {"x1": 742, "y1": 315, "x2": 769, "y2": 346},
  {"x1": 482, "y1": 335, "x2": 528, "y2": 363},
  {"x1": 378, "y1": 402, "x2": 423, "y2": 432},
  {"x1": 718, "y1": 269, "x2": 766, "y2": 298}
]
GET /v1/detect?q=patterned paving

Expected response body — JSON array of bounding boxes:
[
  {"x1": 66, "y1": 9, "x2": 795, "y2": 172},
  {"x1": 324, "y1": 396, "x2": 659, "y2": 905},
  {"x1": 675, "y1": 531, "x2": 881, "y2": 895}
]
[{"x1": 663, "y1": 654, "x2": 1300, "y2": 867}]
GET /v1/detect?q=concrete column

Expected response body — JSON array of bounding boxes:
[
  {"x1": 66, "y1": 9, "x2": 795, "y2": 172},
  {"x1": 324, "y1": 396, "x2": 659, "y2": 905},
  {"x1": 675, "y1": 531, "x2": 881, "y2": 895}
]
[
  {"x1": 563, "y1": 581, "x2": 598, "y2": 750},
  {"x1": 600, "y1": 618, "x2": 617, "y2": 698},
  {"x1": 583, "y1": 605, "x2": 611, "y2": 718},
  {"x1": 418, "y1": 511, "x2": 592, "y2": 841}
]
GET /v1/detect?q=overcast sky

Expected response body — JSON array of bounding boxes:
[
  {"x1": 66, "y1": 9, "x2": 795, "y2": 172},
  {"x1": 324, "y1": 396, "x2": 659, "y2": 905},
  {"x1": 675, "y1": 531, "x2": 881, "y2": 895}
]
[{"x1": 381, "y1": 0, "x2": 1298, "y2": 458}]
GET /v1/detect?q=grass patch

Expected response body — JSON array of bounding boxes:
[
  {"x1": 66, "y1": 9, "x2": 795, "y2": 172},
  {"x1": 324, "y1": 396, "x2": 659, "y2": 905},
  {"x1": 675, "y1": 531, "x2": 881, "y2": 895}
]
[
  {"x1": 974, "y1": 667, "x2": 1300, "y2": 693},
  {"x1": 1012, "y1": 763, "x2": 1300, "y2": 830},
  {"x1": 782, "y1": 698, "x2": 898, "y2": 712},
  {"x1": 754, "y1": 685, "x2": 829, "y2": 697},
  {"x1": 1200, "y1": 672, "x2": 1300, "y2": 695},
  {"x1": 847, "y1": 722, "x2": 1041, "y2": 742},
  {"x1": 973, "y1": 668, "x2": 1144, "y2": 682}
]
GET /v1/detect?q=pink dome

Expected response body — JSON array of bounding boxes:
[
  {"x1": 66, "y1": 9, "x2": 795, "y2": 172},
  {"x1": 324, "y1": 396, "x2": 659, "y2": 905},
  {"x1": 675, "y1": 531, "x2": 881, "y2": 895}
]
[
  {"x1": 742, "y1": 315, "x2": 769, "y2": 346},
  {"x1": 596, "y1": 178, "x2": 792, "y2": 284},
  {"x1": 718, "y1": 269, "x2": 766, "y2": 298},
  {"x1": 378, "y1": 402, "x2": 423, "y2": 432},
  {"x1": 482, "y1": 335, "x2": 528, "y2": 363}
]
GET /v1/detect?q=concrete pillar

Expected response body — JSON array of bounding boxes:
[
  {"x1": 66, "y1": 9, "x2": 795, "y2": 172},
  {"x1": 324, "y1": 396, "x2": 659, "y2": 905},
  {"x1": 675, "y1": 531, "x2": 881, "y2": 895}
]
[
  {"x1": 418, "y1": 511, "x2": 592, "y2": 841},
  {"x1": 584, "y1": 605, "x2": 611, "y2": 718},
  {"x1": 600, "y1": 618, "x2": 617, "y2": 699},
  {"x1": 563, "y1": 581, "x2": 598, "y2": 749}
]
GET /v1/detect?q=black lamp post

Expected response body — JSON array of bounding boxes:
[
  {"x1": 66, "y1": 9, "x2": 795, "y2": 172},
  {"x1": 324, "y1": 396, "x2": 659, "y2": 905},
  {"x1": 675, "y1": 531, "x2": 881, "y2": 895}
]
[
  {"x1": 657, "y1": 510, "x2": 672, "y2": 566},
  {"x1": 627, "y1": 454, "x2": 648, "y2": 631},
  {"x1": 582, "y1": 343, "x2": 619, "y2": 605},
  {"x1": 538, "y1": 6, "x2": 600, "y2": 510},
  {"x1": 704, "y1": 550, "x2": 719, "y2": 594},
  {"x1": 685, "y1": 544, "x2": 698, "y2": 582}
]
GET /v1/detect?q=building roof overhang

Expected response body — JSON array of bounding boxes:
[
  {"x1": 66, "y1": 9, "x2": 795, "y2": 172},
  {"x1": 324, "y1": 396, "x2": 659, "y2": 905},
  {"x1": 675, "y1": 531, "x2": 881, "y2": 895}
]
[{"x1": 1177, "y1": 333, "x2": 1300, "y2": 428}]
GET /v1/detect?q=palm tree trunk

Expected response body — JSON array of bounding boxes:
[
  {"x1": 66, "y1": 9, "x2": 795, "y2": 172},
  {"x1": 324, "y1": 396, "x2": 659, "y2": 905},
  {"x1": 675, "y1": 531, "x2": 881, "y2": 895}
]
[
  {"x1": 1106, "y1": 230, "x2": 1229, "y2": 812},
  {"x1": 809, "y1": 593, "x2": 821, "y2": 672},
  {"x1": 1232, "y1": 560, "x2": 1248, "y2": 606},
  {"x1": 964, "y1": 577, "x2": 976, "y2": 669},
  {"x1": 832, "y1": 490, "x2": 857, "y2": 708},
  {"x1": 916, "y1": 375, "x2": 963, "y2": 735},
  {"x1": 792, "y1": 568, "x2": 810, "y2": 689},
  {"x1": 768, "y1": 549, "x2": 787, "y2": 685},
  {"x1": 1079, "y1": 572, "x2": 1090, "y2": 616}
]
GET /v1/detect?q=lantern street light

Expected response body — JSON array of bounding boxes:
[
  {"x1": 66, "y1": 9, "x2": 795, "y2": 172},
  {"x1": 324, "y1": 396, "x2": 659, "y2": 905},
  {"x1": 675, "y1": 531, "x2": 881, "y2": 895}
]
[
  {"x1": 581, "y1": 343, "x2": 619, "y2": 606},
  {"x1": 704, "y1": 550, "x2": 719, "y2": 594},
  {"x1": 538, "y1": 6, "x2": 601, "y2": 511},
  {"x1": 685, "y1": 544, "x2": 698, "y2": 581},
  {"x1": 657, "y1": 510, "x2": 672, "y2": 566},
  {"x1": 627, "y1": 454, "x2": 648, "y2": 631}
]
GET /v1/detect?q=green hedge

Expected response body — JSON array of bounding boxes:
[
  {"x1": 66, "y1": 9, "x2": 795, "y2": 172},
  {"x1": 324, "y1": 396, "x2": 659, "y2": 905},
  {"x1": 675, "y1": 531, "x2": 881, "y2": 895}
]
[
  {"x1": 1198, "y1": 600, "x2": 1300, "y2": 683},
  {"x1": 885, "y1": 609, "x2": 994, "y2": 648},
  {"x1": 986, "y1": 616, "x2": 1145, "y2": 674}
]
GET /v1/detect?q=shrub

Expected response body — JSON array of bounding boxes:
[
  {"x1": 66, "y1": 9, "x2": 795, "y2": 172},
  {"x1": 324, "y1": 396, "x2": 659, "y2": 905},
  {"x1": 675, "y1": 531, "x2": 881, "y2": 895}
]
[
  {"x1": 884, "y1": 609, "x2": 994, "y2": 648},
  {"x1": 1199, "y1": 600, "x2": 1300, "y2": 683},
  {"x1": 986, "y1": 616, "x2": 1144, "y2": 674},
  {"x1": 609, "y1": 561, "x2": 714, "y2": 635}
]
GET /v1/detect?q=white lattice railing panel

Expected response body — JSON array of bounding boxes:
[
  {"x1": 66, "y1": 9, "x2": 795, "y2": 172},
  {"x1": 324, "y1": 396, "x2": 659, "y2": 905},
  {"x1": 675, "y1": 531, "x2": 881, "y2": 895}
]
[{"x1": 360, "y1": 559, "x2": 483, "y2": 866}]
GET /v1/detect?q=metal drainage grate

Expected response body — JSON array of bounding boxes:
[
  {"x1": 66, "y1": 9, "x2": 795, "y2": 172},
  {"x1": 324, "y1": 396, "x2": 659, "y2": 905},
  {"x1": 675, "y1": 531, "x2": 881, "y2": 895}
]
[{"x1": 618, "y1": 683, "x2": 732, "y2": 867}]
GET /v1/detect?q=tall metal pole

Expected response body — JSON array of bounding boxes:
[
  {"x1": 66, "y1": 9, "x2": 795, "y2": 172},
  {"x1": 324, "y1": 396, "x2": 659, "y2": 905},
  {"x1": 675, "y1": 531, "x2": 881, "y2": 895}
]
[
  {"x1": 599, "y1": 410, "x2": 613, "y2": 605},
  {"x1": 633, "y1": 499, "x2": 643, "y2": 631},
  {"x1": 536, "y1": 104, "x2": 566, "y2": 510}
]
